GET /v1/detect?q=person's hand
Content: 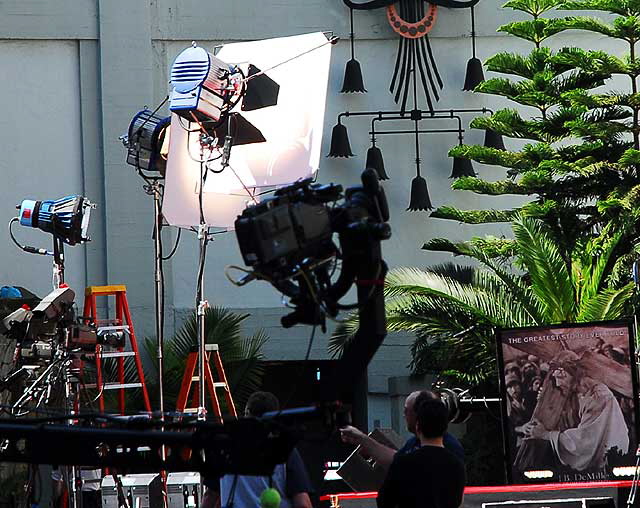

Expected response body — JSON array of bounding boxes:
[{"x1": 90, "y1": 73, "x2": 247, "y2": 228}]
[
  {"x1": 340, "y1": 425, "x2": 367, "y2": 445},
  {"x1": 523, "y1": 421, "x2": 550, "y2": 441}
]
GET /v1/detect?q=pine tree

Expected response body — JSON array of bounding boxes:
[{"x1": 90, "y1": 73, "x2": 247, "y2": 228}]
[{"x1": 431, "y1": 0, "x2": 640, "y2": 284}]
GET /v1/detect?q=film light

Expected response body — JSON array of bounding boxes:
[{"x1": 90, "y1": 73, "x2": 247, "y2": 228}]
[
  {"x1": 17, "y1": 195, "x2": 93, "y2": 246},
  {"x1": 169, "y1": 43, "x2": 279, "y2": 125},
  {"x1": 123, "y1": 109, "x2": 171, "y2": 175},
  {"x1": 169, "y1": 44, "x2": 237, "y2": 123}
]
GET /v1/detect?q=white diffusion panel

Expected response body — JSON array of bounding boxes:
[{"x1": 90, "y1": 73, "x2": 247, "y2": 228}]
[
  {"x1": 209, "y1": 32, "x2": 332, "y2": 187},
  {"x1": 162, "y1": 114, "x2": 258, "y2": 229},
  {"x1": 163, "y1": 32, "x2": 331, "y2": 228}
]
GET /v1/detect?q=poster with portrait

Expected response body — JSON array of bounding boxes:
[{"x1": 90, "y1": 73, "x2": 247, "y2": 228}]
[{"x1": 496, "y1": 320, "x2": 639, "y2": 484}]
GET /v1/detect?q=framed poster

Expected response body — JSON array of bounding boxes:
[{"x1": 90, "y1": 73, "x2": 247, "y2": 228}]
[{"x1": 496, "y1": 320, "x2": 639, "y2": 484}]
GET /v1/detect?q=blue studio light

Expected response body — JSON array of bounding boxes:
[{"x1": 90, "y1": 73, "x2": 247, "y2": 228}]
[{"x1": 18, "y1": 195, "x2": 93, "y2": 246}]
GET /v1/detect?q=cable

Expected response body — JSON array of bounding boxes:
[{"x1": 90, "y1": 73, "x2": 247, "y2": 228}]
[
  {"x1": 224, "y1": 265, "x2": 274, "y2": 286},
  {"x1": 239, "y1": 36, "x2": 338, "y2": 85},
  {"x1": 161, "y1": 228, "x2": 181, "y2": 260},
  {"x1": 8, "y1": 218, "x2": 52, "y2": 256}
]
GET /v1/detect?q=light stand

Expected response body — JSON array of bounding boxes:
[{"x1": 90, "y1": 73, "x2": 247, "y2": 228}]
[
  {"x1": 122, "y1": 104, "x2": 171, "y2": 508},
  {"x1": 195, "y1": 142, "x2": 210, "y2": 422},
  {"x1": 123, "y1": 105, "x2": 170, "y2": 420},
  {"x1": 149, "y1": 180, "x2": 166, "y2": 421},
  {"x1": 52, "y1": 226, "x2": 65, "y2": 289}
]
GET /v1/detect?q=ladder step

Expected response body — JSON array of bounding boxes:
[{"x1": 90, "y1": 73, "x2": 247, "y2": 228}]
[
  {"x1": 85, "y1": 382, "x2": 143, "y2": 390},
  {"x1": 97, "y1": 325, "x2": 130, "y2": 333},
  {"x1": 85, "y1": 285, "x2": 128, "y2": 296},
  {"x1": 189, "y1": 377, "x2": 228, "y2": 388},
  {"x1": 103, "y1": 382, "x2": 143, "y2": 390},
  {"x1": 100, "y1": 352, "x2": 136, "y2": 358},
  {"x1": 205, "y1": 344, "x2": 219, "y2": 352}
]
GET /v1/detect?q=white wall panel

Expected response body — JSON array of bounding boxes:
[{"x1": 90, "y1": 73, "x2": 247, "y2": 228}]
[{"x1": 0, "y1": 40, "x2": 86, "y2": 297}]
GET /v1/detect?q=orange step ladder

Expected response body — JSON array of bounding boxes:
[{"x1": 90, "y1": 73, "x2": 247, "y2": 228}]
[
  {"x1": 176, "y1": 343, "x2": 237, "y2": 422},
  {"x1": 82, "y1": 285, "x2": 151, "y2": 414}
]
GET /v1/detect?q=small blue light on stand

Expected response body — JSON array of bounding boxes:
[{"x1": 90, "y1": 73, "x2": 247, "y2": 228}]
[
  {"x1": 12, "y1": 195, "x2": 94, "y2": 287},
  {"x1": 18, "y1": 195, "x2": 93, "y2": 246}
]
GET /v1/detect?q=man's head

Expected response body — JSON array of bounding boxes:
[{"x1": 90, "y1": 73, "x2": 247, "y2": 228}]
[
  {"x1": 505, "y1": 373, "x2": 522, "y2": 400},
  {"x1": 504, "y1": 361, "x2": 521, "y2": 379},
  {"x1": 531, "y1": 376, "x2": 542, "y2": 393},
  {"x1": 414, "y1": 395, "x2": 449, "y2": 440},
  {"x1": 245, "y1": 391, "x2": 280, "y2": 417},
  {"x1": 550, "y1": 350, "x2": 582, "y2": 394},
  {"x1": 404, "y1": 390, "x2": 438, "y2": 433}
]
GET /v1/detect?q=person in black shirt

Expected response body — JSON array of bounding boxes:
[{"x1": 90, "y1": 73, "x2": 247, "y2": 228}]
[
  {"x1": 377, "y1": 395, "x2": 465, "y2": 508},
  {"x1": 340, "y1": 390, "x2": 464, "y2": 467}
]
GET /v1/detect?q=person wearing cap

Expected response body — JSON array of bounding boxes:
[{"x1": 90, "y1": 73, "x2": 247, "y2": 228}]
[
  {"x1": 505, "y1": 372, "x2": 530, "y2": 452},
  {"x1": 504, "y1": 361, "x2": 521, "y2": 379},
  {"x1": 506, "y1": 373, "x2": 529, "y2": 424},
  {"x1": 521, "y1": 350, "x2": 628, "y2": 471}
]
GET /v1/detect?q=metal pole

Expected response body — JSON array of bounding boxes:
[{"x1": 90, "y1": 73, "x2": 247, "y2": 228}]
[
  {"x1": 197, "y1": 228, "x2": 208, "y2": 421},
  {"x1": 152, "y1": 182, "x2": 170, "y2": 508},
  {"x1": 196, "y1": 153, "x2": 209, "y2": 422},
  {"x1": 153, "y1": 183, "x2": 165, "y2": 418}
]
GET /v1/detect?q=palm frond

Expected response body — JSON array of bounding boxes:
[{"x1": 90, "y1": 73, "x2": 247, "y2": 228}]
[{"x1": 512, "y1": 216, "x2": 576, "y2": 322}]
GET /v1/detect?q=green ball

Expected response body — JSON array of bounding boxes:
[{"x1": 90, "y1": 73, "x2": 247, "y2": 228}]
[{"x1": 260, "y1": 487, "x2": 281, "y2": 508}]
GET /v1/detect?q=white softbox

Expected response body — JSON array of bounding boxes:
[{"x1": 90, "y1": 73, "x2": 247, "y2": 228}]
[{"x1": 162, "y1": 32, "x2": 332, "y2": 229}]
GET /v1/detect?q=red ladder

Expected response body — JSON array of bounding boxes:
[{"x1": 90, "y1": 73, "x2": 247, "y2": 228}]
[
  {"x1": 82, "y1": 285, "x2": 151, "y2": 414},
  {"x1": 176, "y1": 344, "x2": 237, "y2": 422}
]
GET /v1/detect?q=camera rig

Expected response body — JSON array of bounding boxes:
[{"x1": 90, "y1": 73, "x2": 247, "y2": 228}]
[
  {"x1": 234, "y1": 168, "x2": 390, "y2": 401},
  {"x1": 0, "y1": 169, "x2": 391, "y2": 475}
]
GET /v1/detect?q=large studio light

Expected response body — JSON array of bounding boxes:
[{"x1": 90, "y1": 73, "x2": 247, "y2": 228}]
[
  {"x1": 169, "y1": 44, "x2": 237, "y2": 123},
  {"x1": 123, "y1": 109, "x2": 171, "y2": 175},
  {"x1": 163, "y1": 32, "x2": 333, "y2": 229},
  {"x1": 169, "y1": 44, "x2": 279, "y2": 122},
  {"x1": 17, "y1": 195, "x2": 93, "y2": 246}
]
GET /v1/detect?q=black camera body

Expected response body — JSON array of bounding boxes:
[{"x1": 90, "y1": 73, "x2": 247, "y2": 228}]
[
  {"x1": 234, "y1": 169, "x2": 390, "y2": 335},
  {"x1": 235, "y1": 180, "x2": 342, "y2": 280}
]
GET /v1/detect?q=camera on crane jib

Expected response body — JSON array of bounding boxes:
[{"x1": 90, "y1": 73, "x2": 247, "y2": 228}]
[
  {"x1": 235, "y1": 169, "x2": 390, "y2": 280},
  {"x1": 234, "y1": 169, "x2": 390, "y2": 329}
]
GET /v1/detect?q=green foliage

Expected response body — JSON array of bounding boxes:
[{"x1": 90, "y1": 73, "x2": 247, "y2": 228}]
[
  {"x1": 429, "y1": 206, "x2": 517, "y2": 223},
  {"x1": 498, "y1": 18, "x2": 566, "y2": 44},
  {"x1": 330, "y1": 218, "x2": 633, "y2": 385},
  {"x1": 431, "y1": 0, "x2": 640, "y2": 281},
  {"x1": 116, "y1": 307, "x2": 268, "y2": 414},
  {"x1": 559, "y1": 0, "x2": 640, "y2": 16},
  {"x1": 423, "y1": 236, "x2": 517, "y2": 259},
  {"x1": 504, "y1": 0, "x2": 562, "y2": 17}
]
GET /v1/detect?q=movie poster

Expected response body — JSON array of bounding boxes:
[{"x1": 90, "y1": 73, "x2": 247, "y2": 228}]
[{"x1": 496, "y1": 321, "x2": 639, "y2": 484}]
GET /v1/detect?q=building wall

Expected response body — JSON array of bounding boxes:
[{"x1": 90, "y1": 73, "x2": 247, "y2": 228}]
[{"x1": 0, "y1": 0, "x2": 619, "y2": 425}]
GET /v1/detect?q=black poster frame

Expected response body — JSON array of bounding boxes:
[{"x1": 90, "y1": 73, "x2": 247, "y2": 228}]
[{"x1": 495, "y1": 319, "x2": 639, "y2": 484}]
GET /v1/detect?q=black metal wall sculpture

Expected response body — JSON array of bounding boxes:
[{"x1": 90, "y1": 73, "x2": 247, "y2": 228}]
[
  {"x1": 334, "y1": 0, "x2": 490, "y2": 210},
  {"x1": 341, "y1": 0, "x2": 482, "y2": 111},
  {"x1": 328, "y1": 108, "x2": 501, "y2": 210}
]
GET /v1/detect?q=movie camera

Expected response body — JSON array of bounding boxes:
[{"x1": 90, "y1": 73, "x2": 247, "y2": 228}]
[{"x1": 234, "y1": 168, "x2": 390, "y2": 332}]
